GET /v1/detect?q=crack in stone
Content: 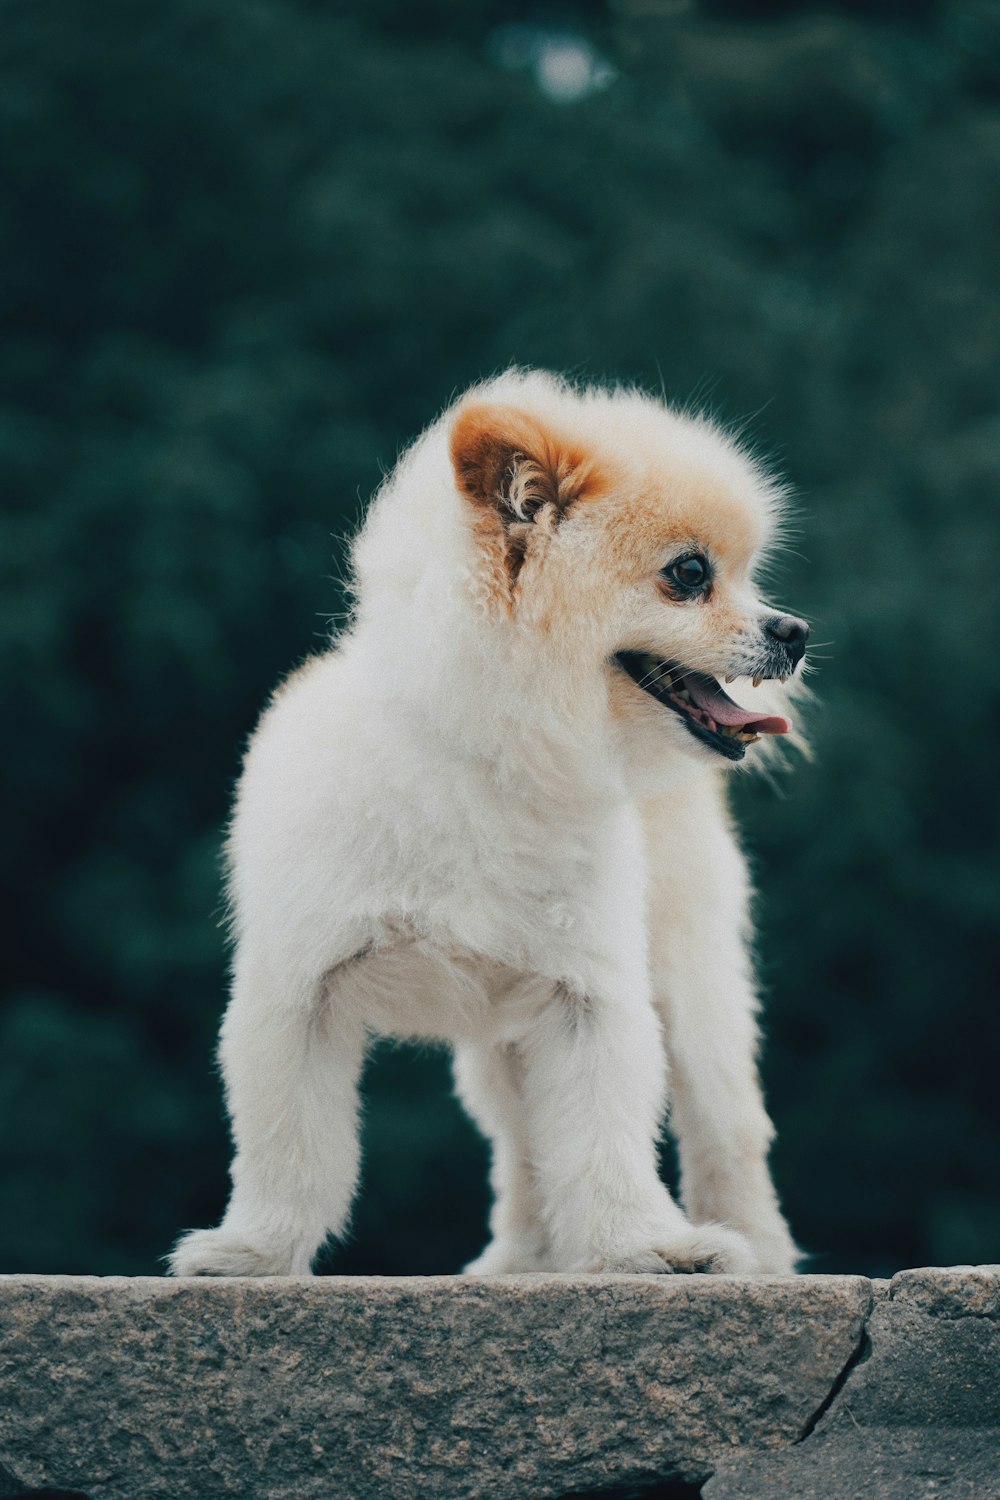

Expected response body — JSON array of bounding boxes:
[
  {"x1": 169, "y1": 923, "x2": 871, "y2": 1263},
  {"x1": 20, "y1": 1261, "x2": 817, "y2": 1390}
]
[{"x1": 796, "y1": 1285, "x2": 875, "y2": 1444}]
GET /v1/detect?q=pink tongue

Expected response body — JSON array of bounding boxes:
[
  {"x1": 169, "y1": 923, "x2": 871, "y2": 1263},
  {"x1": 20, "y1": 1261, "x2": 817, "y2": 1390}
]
[{"x1": 685, "y1": 674, "x2": 790, "y2": 736}]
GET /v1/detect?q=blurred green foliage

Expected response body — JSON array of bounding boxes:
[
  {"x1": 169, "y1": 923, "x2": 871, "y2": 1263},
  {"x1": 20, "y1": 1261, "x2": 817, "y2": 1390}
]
[{"x1": 2, "y1": 0, "x2": 998, "y2": 1278}]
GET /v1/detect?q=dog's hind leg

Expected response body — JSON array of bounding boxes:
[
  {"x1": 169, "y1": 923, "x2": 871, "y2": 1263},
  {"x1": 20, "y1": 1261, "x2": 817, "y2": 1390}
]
[
  {"x1": 453, "y1": 1040, "x2": 551, "y2": 1273},
  {"x1": 169, "y1": 949, "x2": 366, "y2": 1276},
  {"x1": 644, "y1": 783, "x2": 800, "y2": 1276}
]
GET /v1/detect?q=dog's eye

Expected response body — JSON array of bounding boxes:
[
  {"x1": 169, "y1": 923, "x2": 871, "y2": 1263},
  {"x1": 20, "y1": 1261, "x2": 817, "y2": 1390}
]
[{"x1": 663, "y1": 554, "x2": 710, "y2": 593}]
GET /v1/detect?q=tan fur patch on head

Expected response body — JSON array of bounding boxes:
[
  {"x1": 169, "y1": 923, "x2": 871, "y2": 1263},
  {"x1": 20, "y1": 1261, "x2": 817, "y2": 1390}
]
[{"x1": 601, "y1": 478, "x2": 765, "y2": 586}]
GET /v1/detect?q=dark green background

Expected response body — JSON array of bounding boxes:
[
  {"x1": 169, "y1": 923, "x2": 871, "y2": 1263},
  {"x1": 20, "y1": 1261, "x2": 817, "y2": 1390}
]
[{"x1": 2, "y1": 0, "x2": 998, "y2": 1278}]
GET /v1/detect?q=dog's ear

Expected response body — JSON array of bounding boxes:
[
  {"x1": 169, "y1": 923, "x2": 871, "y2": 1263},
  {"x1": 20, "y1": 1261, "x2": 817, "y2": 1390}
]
[
  {"x1": 450, "y1": 402, "x2": 602, "y2": 604},
  {"x1": 450, "y1": 402, "x2": 596, "y2": 528}
]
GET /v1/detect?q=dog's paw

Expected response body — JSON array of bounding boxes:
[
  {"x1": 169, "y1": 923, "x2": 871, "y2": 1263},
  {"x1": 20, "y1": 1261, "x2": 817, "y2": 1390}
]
[
  {"x1": 745, "y1": 1223, "x2": 802, "y2": 1276},
  {"x1": 462, "y1": 1232, "x2": 550, "y2": 1275},
  {"x1": 168, "y1": 1227, "x2": 303, "y2": 1278},
  {"x1": 595, "y1": 1223, "x2": 759, "y2": 1276}
]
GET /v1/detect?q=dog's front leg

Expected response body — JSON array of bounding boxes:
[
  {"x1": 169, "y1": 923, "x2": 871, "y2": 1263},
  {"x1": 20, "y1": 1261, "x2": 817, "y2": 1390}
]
[
  {"x1": 517, "y1": 971, "x2": 757, "y2": 1275},
  {"x1": 644, "y1": 785, "x2": 800, "y2": 1276}
]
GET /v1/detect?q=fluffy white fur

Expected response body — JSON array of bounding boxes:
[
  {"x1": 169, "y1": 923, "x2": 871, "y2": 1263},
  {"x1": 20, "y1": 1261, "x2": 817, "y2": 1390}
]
[{"x1": 170, "y1": 369, "x2": 806, "y2": 1279}]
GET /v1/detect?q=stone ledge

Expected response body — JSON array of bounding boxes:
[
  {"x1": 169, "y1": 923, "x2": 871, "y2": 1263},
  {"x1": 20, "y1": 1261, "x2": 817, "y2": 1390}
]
[
  {"x1": 705, "y1": 1265, "x2": 1000, "y2": 1499},
  {"x1": 0, "y1": 1269, "x2": 996, "y2": 1499}
]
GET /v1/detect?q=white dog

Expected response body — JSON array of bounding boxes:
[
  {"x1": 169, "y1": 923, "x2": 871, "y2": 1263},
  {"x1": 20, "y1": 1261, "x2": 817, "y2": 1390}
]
[{"x1": 170, "y1": 370, "x2": 808, "y2": 1279}]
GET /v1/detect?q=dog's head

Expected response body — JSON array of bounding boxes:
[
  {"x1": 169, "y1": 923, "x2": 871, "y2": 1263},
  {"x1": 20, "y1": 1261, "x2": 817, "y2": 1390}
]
[{"x1": 448, "y1": 373, "x2": 809, "y2": 770}]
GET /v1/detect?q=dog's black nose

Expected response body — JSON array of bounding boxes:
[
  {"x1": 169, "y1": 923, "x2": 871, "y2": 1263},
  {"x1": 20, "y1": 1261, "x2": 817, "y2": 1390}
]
[{"x1": 764, "y1": 614, "x2": 809, "y2": 666}]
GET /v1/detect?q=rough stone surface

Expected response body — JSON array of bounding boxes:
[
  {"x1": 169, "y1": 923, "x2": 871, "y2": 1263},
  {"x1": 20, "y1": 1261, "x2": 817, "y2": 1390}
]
[
  {"x1": 0, "y1": 1274, "x2": 870, "y2": 1500},
  {"x1": 2, "y1": 1270, "x2": 997, "y2": 1499},
  {"x1": 704, "y1": 1266, "x2": 1000, "y2": 1499}
]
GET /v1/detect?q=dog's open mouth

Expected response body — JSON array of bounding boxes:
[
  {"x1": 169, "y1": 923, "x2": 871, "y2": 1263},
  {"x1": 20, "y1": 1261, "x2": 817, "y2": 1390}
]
[{"x1": 615, "y1": 652, "x2": 791, "y2": 761}]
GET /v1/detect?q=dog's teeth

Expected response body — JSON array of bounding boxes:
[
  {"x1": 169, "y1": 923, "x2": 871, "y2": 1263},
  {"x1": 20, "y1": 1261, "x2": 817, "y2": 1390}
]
[
  {"x1": 721, "y1": 725, "x2": 740, "y2": 738},
  {"x1": 678, "y1": 689, "x2": 691, "y2": 702},
  {"x1": 780, "y1": 674, "x2": 788, "y2": 684},
  {"x1": 725, "y1": 675, "x2": 737, "y2": 684},
  {"x1": 752, "y1": 675, "x2": 762, "y2": 688}
]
